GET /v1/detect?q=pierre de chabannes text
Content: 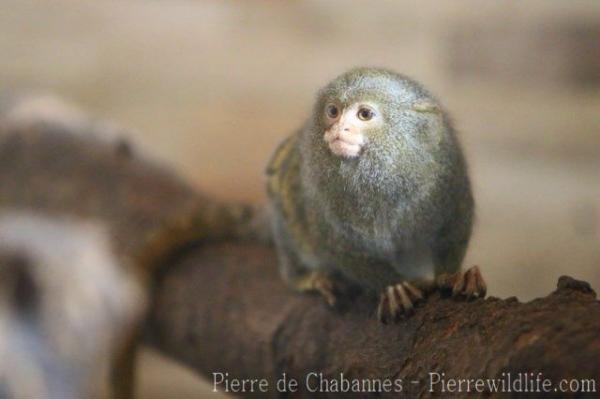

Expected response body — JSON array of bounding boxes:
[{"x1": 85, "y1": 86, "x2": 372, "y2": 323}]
[{"x1": 213, "y1": 372, "x2": 597, "y2": 394}]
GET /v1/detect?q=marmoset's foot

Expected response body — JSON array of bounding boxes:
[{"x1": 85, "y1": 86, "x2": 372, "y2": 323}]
[
  {"x1": 437, "y1": 265, "x2": 487, "y2": 300},
  {"x1": 295, "y1": 271, "x2": 337, "y2": 306},
  {"x1": 377, "y1": 281, "x2": 424, "y2": 324}
]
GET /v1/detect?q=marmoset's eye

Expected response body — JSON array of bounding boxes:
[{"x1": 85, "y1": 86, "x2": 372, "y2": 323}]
[
  {"x1": 357, "y1": 106, "x2": 375, "y2": 121},
  {"x1": 325, "y1": 104, "x2": 339, "y2": 119}
]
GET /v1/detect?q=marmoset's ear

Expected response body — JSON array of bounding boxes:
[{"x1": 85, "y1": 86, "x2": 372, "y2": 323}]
[{"x1": 412, "y1": 100, "x2": 440, "y2": 114}]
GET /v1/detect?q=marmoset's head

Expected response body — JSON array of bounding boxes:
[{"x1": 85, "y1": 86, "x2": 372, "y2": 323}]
[{"x1": 312, "y1": 67, "x2": 443, "y2": 159}]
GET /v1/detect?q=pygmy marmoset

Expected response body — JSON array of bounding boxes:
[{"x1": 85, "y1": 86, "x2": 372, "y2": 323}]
[{"x1": 266, "y1": 67, "x2": 486, "y2": 323}]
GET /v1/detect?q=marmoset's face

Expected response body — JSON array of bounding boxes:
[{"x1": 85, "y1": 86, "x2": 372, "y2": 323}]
[{"x1": 321, "y1": 101, "x2": 383, "y2": 158}]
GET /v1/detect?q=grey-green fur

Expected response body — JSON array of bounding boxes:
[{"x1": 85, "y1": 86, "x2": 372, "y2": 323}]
[{"x1": 267, "y1": 67, "x2": 473, "y2": 295}]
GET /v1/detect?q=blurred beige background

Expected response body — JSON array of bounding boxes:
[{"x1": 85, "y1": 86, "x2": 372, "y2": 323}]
[{"x1": 2, "y1": 1, "x2": 599, "y2": 397}]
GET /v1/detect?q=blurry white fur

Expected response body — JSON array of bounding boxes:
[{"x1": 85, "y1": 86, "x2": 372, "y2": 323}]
[{"x1": 0, "y1": 212, "x2": 144, "y2": 399}]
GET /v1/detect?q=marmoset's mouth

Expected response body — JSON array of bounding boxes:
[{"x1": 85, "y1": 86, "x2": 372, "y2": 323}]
[
  {"x1": 327, "y1": 138, "x2": 363, "y2": 158},
  {"x1": 323, "y1": 127, "x2": 366, "y2": 158}
]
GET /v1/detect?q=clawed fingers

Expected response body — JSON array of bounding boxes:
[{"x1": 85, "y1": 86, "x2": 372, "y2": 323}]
[
  {"x1": 439, "y1": 265, "x2": 487, "y2": 300},
  {"x1": 313, "y1": 275, "x2": 337, "y2": 306},
  {"x1": 377, "y1": 282, "x2": 424, "y2": 324},
  {"x1": 296, "y1": 272, "x2": 339, "y2": 307}
]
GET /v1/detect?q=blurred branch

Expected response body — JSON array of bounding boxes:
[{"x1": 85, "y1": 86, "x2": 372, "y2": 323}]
[
  {"x1": 0, "y1": 94, "x2": 216, "y2": 398},
  {"x1": 0, "y1": 95, "x2": 212, "y2": 277},
  {"x1": 147, "y1": 243, "x2": 600, "y2": 398}
]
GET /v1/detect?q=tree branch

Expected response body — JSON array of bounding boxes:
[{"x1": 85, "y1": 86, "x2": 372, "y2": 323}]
[
  {"x1": 3, "y1": 96, "x2": 598, "y2": 398},
  {"x1": 147, "y1": 243, "x2": 600, "y2": 398}
]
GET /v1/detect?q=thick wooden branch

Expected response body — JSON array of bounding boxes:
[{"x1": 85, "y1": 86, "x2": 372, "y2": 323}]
[
  {"x1": 3, "y1": 96, "x2": 599, "y2": 398},
  {"x1": 147, "y1": 243, "x2": 600, "y2": 398}
]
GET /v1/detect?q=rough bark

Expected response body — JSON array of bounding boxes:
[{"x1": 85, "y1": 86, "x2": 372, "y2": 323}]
[{"x1": 147, "y1": 243, "x2": 600, "y2": 398}]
